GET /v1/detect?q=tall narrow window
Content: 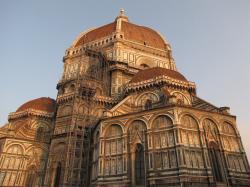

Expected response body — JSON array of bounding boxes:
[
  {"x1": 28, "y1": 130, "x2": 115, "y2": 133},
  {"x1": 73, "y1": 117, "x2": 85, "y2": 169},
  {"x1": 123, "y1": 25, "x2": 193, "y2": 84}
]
[
  {"x1": 145, "y1": 99, "x2": 152, "y2": 110},
  {"x1": 208, "y1": 142, "x2": 224, "y2": 182},
  {"x1": 54, "y1": 162, "x2": 61, "y2": 187},
  {"x1": 36, "y1": 127, "x2": 44, "y2": 142},
  {"x1": 104, "y1": 125, "x2": 123, "y2": 175},
  {"x1": 135, "y1": 144, "x2": 145, "y2": 185}
]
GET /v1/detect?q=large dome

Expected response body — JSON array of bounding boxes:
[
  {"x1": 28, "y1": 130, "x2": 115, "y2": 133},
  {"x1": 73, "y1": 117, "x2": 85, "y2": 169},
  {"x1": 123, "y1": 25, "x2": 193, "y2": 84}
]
[
  {"x1": 130, "y1": 67, "x2": 188, "y2": 83},
  {"x1": 74, "y1": 10, "x2": 167, "y2": 50},
  {"x1": 16, "y1": 97, "x2": 56, "y2": 113}
]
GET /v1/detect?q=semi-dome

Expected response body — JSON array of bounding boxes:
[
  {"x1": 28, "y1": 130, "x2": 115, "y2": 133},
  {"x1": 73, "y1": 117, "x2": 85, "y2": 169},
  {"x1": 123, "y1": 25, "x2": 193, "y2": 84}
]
[
  {"x1": 130, "y1": 67, "x2": 188, "y2": 83},
  {"x1": 73, "y1": 10, "x2": 168, "y2": 50},
  {"x1": 16, "y1": 97, "x2": 56, "y2": 113}
]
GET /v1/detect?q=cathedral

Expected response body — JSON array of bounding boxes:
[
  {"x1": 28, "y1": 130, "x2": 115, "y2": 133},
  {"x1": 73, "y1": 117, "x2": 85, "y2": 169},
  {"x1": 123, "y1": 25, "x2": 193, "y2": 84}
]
[{"x1": 0, "y1": 10, "x2": 250, "y2": 187}]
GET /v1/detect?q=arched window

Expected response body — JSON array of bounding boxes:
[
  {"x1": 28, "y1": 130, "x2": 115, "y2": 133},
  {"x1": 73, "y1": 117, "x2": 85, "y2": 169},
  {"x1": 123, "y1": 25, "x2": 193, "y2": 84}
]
[
  {"x1": 137, "y1": 93, "x2": 158, "y2": 108},
  {"x1": 152, "y1": 115, "x2": 173, "y2": 149},
  {"x1": 221, "y1": 122, "x2": 244, "y2": 172},
  {"x1": 36, "y1": 127, "x2": 44, "y2": 141},
  {"x1": 6, "y1": 144, "x2": 24, "y2": 155},
  {"x1": 203, "y1": 119, "x2": 219, "y2": 143},
  {"x1": 152, "y1": 116, "x2": 174, "y2": 169},
  {"x1": 95, "y1": 87, "x2": 102, "y2": 96},
  {"x1": 105, "y1": 125, "x2": 122, "y2": 138},
  {"x1": 104, "y1": 125, "x2": 123, "y2": 175},
  {"x1": 208, "y1": 142, "x2": 224, "y2": 182},
  {"x1": 180, "y1": 115, "x2": 200, "y2": 147},
  {"x1": 135, "y1": 144, "x2": 145, "y2": 185},
  {"x1": 221, "y1": 122, "x2": 239, "y2": 152},
  {"x1": 128, "y1": 120, "x2": 147, "y2": 142},
  {"x1": 172, "y1": 92, "x2": 190, "y2": 105},
  {"x1": 152, "y1": 115, "x2": 172, "y2": 129},
  {"x1": 69, "y1": 84, "x2": 75, "y2": 92},
  {"x1": 222, "y1": 122, "x2": 236, "y2": 135},
  {"x1": 181, "y1": 115, "x2": 198, "y2": 129},
  {"x1": 145, "y1": 99, "x2": 152, "y2": 110}
]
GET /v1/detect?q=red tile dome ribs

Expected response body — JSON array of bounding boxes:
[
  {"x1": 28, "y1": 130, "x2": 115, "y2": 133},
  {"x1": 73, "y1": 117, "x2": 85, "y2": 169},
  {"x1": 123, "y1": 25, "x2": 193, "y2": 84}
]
[
  {"x1": 130, "y1": 67, "x2": 188, "y2": 83},
  {"x1": 16, "y1": 97, "x2": 56, "y2": 113}
]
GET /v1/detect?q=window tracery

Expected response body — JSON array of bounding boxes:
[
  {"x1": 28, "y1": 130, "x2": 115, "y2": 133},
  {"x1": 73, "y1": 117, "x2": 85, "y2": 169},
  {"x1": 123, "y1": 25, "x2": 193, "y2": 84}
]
[
  {"x1": 128, "y1": 120, "x2": 147, "y2": 142},
  {"x1": 221, "y1": 122, "x2": 240, "y2": 152},
  {"x1": 64, "y1": 63, "x2": 79, "y2": 80},
  {"x1": 222, "y1": 122, "x2": 236, "y2": 135},
  {"x1": 6, "y1": 144, "x2": 24, "y2": 155},
  {"x1": 180, "y1": 115, "x2": 204, "y2": 169},
  {"x1": 172, "y1": 92, "x2": 190, "y2": 105},
  {"x1": 151, "y1": 116, "x2": 174, "y2": 169},
  {"x1": 136, "y1": 93, "x2": 159, "y2": 108},
  {"x1": 104, "y1": 125, "x2": 123, "y2": 175},
  {"x1": 220, "y1": 122, "x2": 246, "y2": 173},
  {"x1": 180, "y1": 115, "x2": 200, "y2": 147},
  {"x1": 203, "y1": 119, "x2": 218, "y2": 143},
  {"x1": 1, "y1": 145, "x2": 46, "y2": 186}
]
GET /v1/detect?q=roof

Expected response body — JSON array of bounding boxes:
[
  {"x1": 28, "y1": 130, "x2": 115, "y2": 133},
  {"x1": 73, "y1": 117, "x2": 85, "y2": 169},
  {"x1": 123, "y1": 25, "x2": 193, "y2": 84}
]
[
  {"x1": 130, "y1": 67, "x2": 188, "y2": 83},
  {"x1": 16, "y1": 97, "x2": 56, "y2": 113},
  {"x1": 74, "y1": 13, "x2": 167, "y2": 50},
  {"x1": 75, "y1": 22, "x2": 117, "y2": 46},
  {"x1": 121, "y1": 21, "x2": 166, "y2": 49}
]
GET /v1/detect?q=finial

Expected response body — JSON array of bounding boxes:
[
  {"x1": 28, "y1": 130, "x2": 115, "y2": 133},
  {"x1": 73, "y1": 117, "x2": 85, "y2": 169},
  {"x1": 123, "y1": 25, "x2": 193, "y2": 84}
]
[
  {"x1": 115, "y1": 8, "x2": 129, "y2": 23},
  {"x1": 120, "y1": 8, "x2": 125, "y2": 16}
]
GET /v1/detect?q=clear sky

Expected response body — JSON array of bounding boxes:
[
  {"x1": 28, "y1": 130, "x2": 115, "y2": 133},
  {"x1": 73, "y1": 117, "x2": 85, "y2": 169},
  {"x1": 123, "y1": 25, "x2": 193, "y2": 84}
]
[{"x1": 1, "y1": 1, "x2": 250, "y2": 157}]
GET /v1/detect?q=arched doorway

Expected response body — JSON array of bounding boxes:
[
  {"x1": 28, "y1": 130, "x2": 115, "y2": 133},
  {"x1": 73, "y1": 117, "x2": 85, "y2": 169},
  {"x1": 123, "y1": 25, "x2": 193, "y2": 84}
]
[
  {"x1": 208, "y1": 142, "x2": 224, "y2": 183},
  {"x1": 135, "y1": 144, "x2": 145, "y2": 186}
]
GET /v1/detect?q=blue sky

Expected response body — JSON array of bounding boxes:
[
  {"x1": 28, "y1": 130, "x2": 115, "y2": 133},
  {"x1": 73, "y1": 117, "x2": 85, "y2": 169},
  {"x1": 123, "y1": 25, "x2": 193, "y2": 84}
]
[{"x1": 1, "y1": 1, "x2": 250, "y2": 156}]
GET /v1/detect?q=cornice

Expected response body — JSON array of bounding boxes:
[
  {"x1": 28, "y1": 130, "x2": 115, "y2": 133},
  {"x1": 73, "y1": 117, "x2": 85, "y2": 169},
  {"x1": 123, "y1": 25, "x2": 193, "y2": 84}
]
[
  {"x1": 56, "y1": 92, "x2": 75, "y2": 104},
  {"x1": 93, "y1": 95, "x2": 118, "y2": 105},
  {"x1": 8, "y1": 109, "x2": 54, "y2": 121},
  {"x1": 125, "y1": 75, "x2": 196, "y2": 93}
]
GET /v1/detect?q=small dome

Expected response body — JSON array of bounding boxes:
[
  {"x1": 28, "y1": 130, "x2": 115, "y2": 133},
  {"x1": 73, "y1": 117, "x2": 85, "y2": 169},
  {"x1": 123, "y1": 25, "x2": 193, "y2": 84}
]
[
  {"x1": 16, "y1": 97, "x2": 56, "y2": 113},
  {"x1": 130, "y1": 67, "x2": 188, "y2": 83}
]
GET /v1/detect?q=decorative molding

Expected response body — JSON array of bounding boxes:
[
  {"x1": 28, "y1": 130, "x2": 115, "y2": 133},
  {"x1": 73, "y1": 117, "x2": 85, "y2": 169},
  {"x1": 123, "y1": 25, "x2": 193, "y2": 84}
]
[{"x1": 8, "y1": 109, "x2": 54, "y2": 120}]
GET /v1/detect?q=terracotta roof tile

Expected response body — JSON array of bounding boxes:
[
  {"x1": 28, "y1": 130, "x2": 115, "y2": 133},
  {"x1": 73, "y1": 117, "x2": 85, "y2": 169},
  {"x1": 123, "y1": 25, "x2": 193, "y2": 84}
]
[
  {"x1": 75, "y1": 22, "x2": 116, "y2": 46},
  {"x1": 16, "y1": 97, "x2": 56, "y2": 113},
  {"x1": 74, "y1": 20, "x2": 167, "y2": 50},
  {"x1": 130, "y1": 67, "x2": 188, "y2": 83},
  {"x1": 122, "y1": 21, "x2": 166, "y2": 49}
]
